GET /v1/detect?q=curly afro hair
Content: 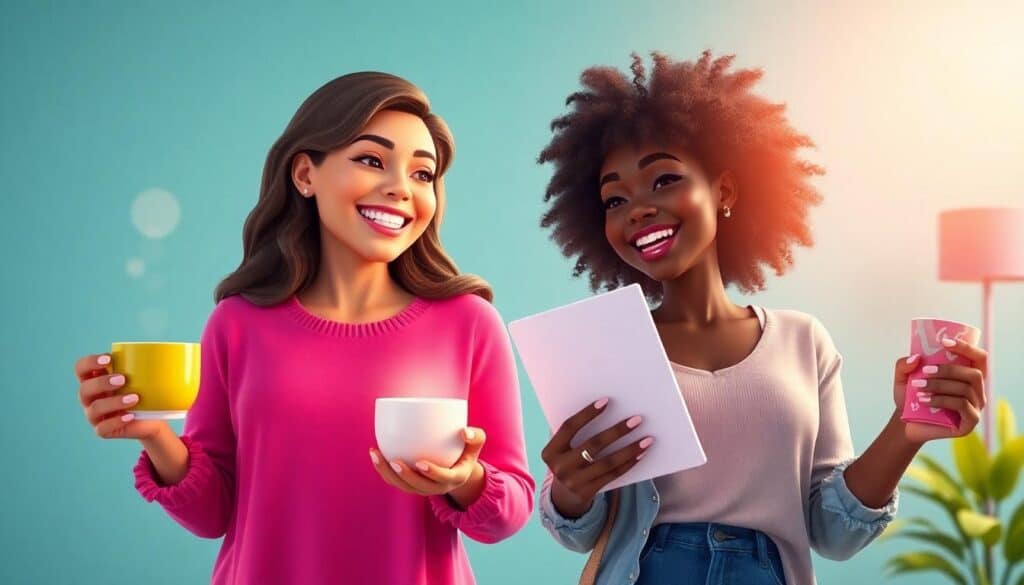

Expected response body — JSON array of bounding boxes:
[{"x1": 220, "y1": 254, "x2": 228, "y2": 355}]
[{"x1": 538, "y1": 51, "x2": 825, "y2": 301}]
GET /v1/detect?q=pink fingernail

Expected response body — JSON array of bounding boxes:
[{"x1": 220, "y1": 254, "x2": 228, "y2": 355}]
[
  {"x1": 918, "y1": 392, "x2": 933, "y2": 403},
  {"x1": 922, "y1": 365, "x2": 939, "y2": 375},
  {"x1": 109, "y1": 375, "x2": 125, "y2": 386},
  {"x1": 594, "y1": 398, "x2": 609, "y2": 409},
  {"x1": 97, "y1": 355, "x2": 111, "y2": 366},
  {"x1": 122, "y1": 394, "x2": 139, "y2": 405},
  {"x1": 626, "y1": 415, "x2": 643, "y2": 429},
  {"x1": 391, "y1": 462, "x2": 402, "y2": 474},
  {"x1": 465, "y1": 428, "x2": 476, "y2": 441},
  {"x1": 369, "y1": 450, "x2": 379, "y2": 465},
  {"x1": 911, "y1": 379, "x2": 928, "y2": 388},
  {"x1": 942, "y1": 338, "x2": 957, "y2": 347},
  {"x1": 906, "y1": 354, "x2": 920, "y2": 365},
  {"x1": 639, "y1": 437, "x2": 654, "y2": 449},
  {"x1": 415, "y1": 462, "x2": 429, "y2": 472},
  {"x1": 121, "y1": 413, "x2": 135, "y2": 422}
]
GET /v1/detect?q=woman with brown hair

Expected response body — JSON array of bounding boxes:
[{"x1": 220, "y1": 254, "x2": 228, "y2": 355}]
[
  {"x1": 536, "y1": 52, "x2": 988, "y2": 585},
  {"x1": 72, "y1": 72, "x2": 534, "y2": 584}
]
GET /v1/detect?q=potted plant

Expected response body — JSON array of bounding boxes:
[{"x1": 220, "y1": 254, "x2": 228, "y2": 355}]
[{"x1": 882, "y1": 399, "x2": 1024, "y2": 585}]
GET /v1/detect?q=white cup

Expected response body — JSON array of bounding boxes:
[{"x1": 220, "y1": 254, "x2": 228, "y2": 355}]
[{"x1": 374, "y1": 397, "x2": 467, "y2": 468}]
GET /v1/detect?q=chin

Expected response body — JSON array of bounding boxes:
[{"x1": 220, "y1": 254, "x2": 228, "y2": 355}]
[
  {"x1": 632, "y1": 257, "x2": 694, "y2": 283},
  {"x1": 358, "y1": 248, "x2": 405, "y2": 264}
]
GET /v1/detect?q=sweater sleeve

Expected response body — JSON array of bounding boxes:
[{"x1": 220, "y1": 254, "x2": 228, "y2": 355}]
[
  {"x1": 133, "y1": 301, "x2": 238, "y2": 539},
  {"x1": 428, "y1": 298, "x2": 535, "y2": 544},
  {"x1": 805, "y1": 317, "x2": 898, "y2": 560}
]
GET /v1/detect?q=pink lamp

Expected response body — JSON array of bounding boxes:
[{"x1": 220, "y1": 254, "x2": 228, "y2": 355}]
[{"x1": 938, "y1": 207, "x2": 1024, "y2": 450}]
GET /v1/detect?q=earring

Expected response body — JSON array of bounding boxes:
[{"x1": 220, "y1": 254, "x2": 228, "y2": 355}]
[
  {"x1": 723, "y1": 206, "x2": 732, "y2": 218},
  {"x1": 302, "y1": 188, "x2": 309, "y2": 195}
]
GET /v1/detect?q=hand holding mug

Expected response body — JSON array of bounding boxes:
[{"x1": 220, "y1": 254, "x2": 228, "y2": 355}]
[{"x1": 75, "y1": 353, "x2": 168, "y2": 441}]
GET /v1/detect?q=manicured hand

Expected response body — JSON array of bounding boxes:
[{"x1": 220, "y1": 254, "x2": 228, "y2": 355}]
[
  {"x1": 893, "y1": 337, "x2": 988, "y2": 443},
  {"x1": 541, "y1": 398, "x2": 652, "y2": 518},
  {"x1": 75, "y1": 353, "x2": 168, "y2": 440},
  {"x1": 369, "y1": 427, "x2": 487, "y2": 499}
]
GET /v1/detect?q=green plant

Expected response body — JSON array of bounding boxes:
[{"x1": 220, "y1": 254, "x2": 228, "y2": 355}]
[{"x1": 881, "y1": 399, "x2": 1024, "y2": 585}]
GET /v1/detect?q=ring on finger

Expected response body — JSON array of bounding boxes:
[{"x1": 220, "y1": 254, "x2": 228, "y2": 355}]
[{"x1": 581, "y1": 448, "x2": 594, "y2": 464}]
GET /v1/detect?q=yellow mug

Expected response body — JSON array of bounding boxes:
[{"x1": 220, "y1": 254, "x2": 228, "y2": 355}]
[{"x1": 108, "y1": 342, "x2": 201, "y2": 419}]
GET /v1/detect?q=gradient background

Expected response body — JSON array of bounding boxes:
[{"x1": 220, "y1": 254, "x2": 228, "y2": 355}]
[{"x1": 3, "y1": 1, "x2": 1022, "y2": 583}]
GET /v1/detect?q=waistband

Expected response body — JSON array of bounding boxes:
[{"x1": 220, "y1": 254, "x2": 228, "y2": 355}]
[{"x1": 647, "y1": 522, "x2": 781, "y2": 564}]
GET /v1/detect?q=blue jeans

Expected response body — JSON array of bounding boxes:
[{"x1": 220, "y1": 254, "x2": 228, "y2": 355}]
[{"x1": 636, "y1": 523, "x2": 787, "y2": 585}]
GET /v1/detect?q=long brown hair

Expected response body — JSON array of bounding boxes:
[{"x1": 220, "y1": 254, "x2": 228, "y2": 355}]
[{"x1": 215, "y1": 72, "x2": 492, "y2": 305}]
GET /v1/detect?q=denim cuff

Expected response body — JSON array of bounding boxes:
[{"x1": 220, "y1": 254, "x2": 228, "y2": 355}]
[
  {"x1": 818, "y1": 459, "x2": 899, "y2": 531},
  {"x1": 539, "y1": 482, "x2": 609, "y2": 534}
]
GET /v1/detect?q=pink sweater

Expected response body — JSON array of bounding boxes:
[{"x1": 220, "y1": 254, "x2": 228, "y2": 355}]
[{"x1": 133, "y1": 293, "x2": 534, "y2": 584}]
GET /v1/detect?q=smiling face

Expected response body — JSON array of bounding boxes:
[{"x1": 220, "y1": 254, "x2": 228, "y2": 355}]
[
  {"x1": 598, "y1": 143, "x2": 735, "y2": 283},
  {"x1": 295, "y1": 109, "x2": 439, "y2": 264}
]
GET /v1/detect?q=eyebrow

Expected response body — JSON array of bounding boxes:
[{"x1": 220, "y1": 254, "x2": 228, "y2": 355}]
[
  {"x1": 638, "y1": 152, "x2": 681, "y2": 169},
  {"x1": 599, "y1": 152, "x2": 682, "y2": 187},
  {"x1": 351, "y1": 134, "x2": 436, "y2": 163},
  {"x1": 599, "y1": 172, "x2": 620, "y2": 187}
]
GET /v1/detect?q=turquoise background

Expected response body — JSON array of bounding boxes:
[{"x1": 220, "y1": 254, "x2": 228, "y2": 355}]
[{"x1": 3, "y1": 1, "x2": 1022, "y2": 583}]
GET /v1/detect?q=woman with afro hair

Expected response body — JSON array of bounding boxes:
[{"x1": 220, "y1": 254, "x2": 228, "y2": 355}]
[{"x1": 536, "y1": 52, "x2": 988, "y2": 585}]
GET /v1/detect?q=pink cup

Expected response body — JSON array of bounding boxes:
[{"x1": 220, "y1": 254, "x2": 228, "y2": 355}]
[{"x1": 901, "y1": 318, "x2": 981, "y2": 430}]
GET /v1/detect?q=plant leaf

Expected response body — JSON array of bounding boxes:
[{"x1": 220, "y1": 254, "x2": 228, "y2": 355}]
[
  {"x1": 917, "y1": 453, "x2": 969, "y2": 498},
  {"x1": 976, "y1": 564, "x2": 991, "y2": 585},
  {"x1": 885, "y1": 551, "x2": 968, "y2": 585},
  {"x1": 903, "y1": 486, "x2": 968, "y2": 522},
  {"x1": 878, "y1": 518, "x2": 907, "y2": 543},
  {"x1": 1005, "y1": 499, "x2": 1024, "y2": 563},
  {"x1": 955, "y1": 509, "x2": 1002, "y2": 546},
  {"x1": 906, "y1": 465, "x2": 970, "y2": 509},
  {"x1": 998, "y1": 398, "x2": 1018, "y2": 449},
  {"x1": 952, "y1": 432, "x2": 991, "y2": 499},
  {"x1": 989, "y1": 437, "x2": 1024, "y2": 502},
  {"x1": 896, "y1": 529, "x2": 966, "y2": 561}
]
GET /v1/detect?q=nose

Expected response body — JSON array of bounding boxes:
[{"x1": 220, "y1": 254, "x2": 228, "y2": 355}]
[
  {"x1": 627, "y1": 201, "x2": 657, "y2": 224},
  {"x1": 385, "y1": 173, "x2": 412, "y2": 202}
]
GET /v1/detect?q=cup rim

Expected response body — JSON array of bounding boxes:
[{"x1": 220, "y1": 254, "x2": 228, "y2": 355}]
[
  {"x1": 909, "y1": 318, "x2": 980, "y2": 330},
  {"x1": 111, "y1": 342, "x2": 200, "y2": 346},
  {"x1": 375, "y1": 397, "x2": 466, "y2": 405}
]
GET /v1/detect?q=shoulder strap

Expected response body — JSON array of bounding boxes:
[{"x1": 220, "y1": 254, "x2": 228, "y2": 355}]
[{"x1": 578, "y1": 490, "x2": 620, "y2": 585}]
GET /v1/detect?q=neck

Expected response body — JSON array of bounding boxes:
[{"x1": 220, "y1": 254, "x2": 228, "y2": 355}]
[
  {"x1": 653, "y1": 242, "x2": 747, "y2": 326},
  {"x1": 298, "y1": 229, "x2": 411, "y2": 321}
]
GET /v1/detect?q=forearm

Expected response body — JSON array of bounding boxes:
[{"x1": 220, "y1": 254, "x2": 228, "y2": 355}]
[
  {"x1": 140, "y1": 424, "x2": 189, "y2": 486},
  {"x1": 431, "y1": 460, "x2": 534, "y2": 544},
  {"x1": 448, "y1": 461, "x2": 486, "y2": 509},
  {"x1": 843, "y1": 411, "x2": 922, "y2": 508}
]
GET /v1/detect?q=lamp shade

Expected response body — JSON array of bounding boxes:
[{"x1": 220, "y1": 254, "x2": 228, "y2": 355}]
[{"x1": 938, "y1": 207, "x2": 1024, "y2": 282}]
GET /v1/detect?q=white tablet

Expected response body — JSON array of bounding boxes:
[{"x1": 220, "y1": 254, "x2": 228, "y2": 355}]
[{"x1": 508, "y1": 284, "x2": 706, "y2": 491}]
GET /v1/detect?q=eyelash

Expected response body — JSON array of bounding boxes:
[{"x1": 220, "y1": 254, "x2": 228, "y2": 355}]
[
  {"x1": 353, "y1": 154, "x2": 384, "y2": 169},
  {"x1": 352, "y1": 155, "x2": 435, "y2": 183},
  {"x1": 603, "y1": 174, "x2": 685, "y2": 210},
  {"x1": 603, "y1": 196, "x2": 625, "y2": 210},
  {"x1": 653, "y1": 173, "x2": 683, "y2": 190}
]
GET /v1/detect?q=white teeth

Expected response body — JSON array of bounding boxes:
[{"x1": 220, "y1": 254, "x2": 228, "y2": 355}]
[
  {"x1": 359, "y1": 208, "x2": 405, "y2": 229},
  {"x1": 635, "y1": 228, "x2": 675, "y2": 248}
]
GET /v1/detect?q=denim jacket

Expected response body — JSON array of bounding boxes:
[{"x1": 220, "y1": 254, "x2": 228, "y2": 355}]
[{"x1": 539, "y1": 459, "x2": 897, "y2": 585}]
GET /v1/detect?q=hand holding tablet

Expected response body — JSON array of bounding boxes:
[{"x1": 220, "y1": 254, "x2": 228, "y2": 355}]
[{"x1": 509, "y1": 284, "x2": 706, "y2": 495}]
